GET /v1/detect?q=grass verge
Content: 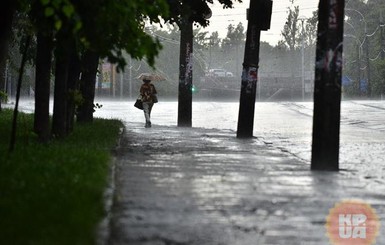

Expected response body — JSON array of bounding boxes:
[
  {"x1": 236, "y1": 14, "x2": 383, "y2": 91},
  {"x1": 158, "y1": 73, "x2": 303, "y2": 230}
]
[{"x1": 0, "y1": 109, "x2": 123, "y2": 245}]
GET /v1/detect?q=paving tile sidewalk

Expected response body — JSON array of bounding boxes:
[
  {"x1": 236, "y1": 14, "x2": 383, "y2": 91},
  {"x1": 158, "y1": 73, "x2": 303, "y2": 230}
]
[{"x1": 107, "y1": 122, "x2": 385, "y2": 245}]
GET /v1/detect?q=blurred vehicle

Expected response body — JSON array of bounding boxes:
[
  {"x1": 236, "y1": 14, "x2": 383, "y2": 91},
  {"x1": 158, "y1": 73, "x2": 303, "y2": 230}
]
[{"x1": 207, "y1": 69, "x2": 233, "y2": 77}]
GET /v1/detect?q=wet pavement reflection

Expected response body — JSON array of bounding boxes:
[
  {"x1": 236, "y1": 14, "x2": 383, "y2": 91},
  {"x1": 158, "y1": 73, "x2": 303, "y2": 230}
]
[{"x1": 108, "y1": 123, "x2": 385, "y2": 245}]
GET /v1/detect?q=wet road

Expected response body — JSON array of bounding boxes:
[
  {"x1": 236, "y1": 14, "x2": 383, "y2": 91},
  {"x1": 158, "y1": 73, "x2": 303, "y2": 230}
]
[
  {"x1": 12, "y1": 98, "x2": 385, "y2": 244},
  {"x1": 91, "y1": 99, "x2": 385, "y2": 177},
  {"x1": 15, "y1": 98, "x2": 385, "y2": 174}
]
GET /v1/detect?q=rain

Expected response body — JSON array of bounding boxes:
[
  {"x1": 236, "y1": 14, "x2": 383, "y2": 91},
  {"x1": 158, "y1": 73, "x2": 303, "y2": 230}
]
[{"x1": 1, "y1": 0, "x2": 385, "y2": 244}]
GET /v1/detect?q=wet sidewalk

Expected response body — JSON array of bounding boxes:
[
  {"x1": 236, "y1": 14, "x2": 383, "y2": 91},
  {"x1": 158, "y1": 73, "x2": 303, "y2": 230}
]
[{"x1": 107, "y1": 122, "x2": 385, "y2": 245}]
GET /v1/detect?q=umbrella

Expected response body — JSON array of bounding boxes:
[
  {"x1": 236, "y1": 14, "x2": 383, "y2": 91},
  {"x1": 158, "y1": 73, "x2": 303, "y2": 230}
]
[{"x1": 137, "y1": 73, "x2": 166, "y2": 81}]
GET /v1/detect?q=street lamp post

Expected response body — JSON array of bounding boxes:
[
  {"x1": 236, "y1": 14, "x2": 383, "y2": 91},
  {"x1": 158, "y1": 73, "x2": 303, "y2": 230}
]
[
  {"x1": 344, "y1": 19, "x2": 364, "y2": 96},
  {"x1": 344, "y1": 33, "x2": 362, "y2": 95},
  {"x1": 129, "y1": 56, "x2": 132, "y2": 100},
  {"x1": 380, "y1": 11, "x2": 384, "y2": 60},
  {"x1": 299, "y1": 17, "x2": 306, "y2": 101}
]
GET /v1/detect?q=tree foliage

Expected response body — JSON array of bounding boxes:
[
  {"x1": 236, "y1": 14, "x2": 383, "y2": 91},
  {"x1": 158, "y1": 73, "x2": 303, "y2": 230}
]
[
  {"x1": 222, "y1": 22, "x2": 245, "y2": 49},
  {"x1": 1, "y1": 0, "x2": 172, "y2": 141},
  {"x1": 166, "y1": 0, "x2": 239, "y2": 27},
  {"x1": 281, "y1": 2, "x2": 300, "y2": 51}
]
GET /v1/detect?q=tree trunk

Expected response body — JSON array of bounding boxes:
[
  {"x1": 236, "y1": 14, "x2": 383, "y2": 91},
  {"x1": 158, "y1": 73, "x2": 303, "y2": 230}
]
[
  {"x1": 177, "y1": 18, "x2": 193, "y2": 127},
  {"x1": 52, "y1": 33, "x2": 71, "y2": 138},
  {"x1": 110, "y1": 63, "x2": 114, "y2": 97},
  {"x1": 0, "y1": 58, "x2": 6, "y2": 112},
  {"x1": 97, "y1": 63, "x2": 102, "y2": 96},
  {"x1": 66, "y1": 44, "x2": 81, "y2": 133},
  {"x1": 9, "y1": 36, "x2": 31, "y2": 152},
  {"x1": 34, "y1": 31, "x2": 53, "y2": 143},
  {"x1": 0, "y1": 0, "x2": 16, "y2": 111},
  {"x1": 77, "y1": 50, "x2": 99, "y2": 123}
]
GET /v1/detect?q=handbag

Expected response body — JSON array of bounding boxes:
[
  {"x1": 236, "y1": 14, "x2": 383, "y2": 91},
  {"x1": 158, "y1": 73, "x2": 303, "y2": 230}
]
[
  {"x1": 134, "y1": 98, "x2": 143, "y2": 110},
  {"x1": 152, "y1": 94, "x2": 158, "y2": 103}
]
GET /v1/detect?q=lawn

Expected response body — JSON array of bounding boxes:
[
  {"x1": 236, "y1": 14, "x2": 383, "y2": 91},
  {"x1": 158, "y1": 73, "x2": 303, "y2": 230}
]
[{"x1": 0, "y1": 109, "x2": 123, "y2": 245}]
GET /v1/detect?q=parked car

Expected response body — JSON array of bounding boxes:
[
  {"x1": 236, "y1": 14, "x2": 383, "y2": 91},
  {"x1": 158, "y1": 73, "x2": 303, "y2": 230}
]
[
  {"x1": 208, "y1": 69, "x2": 226, "y2": 77},
  {"x1": 207, "y1": 69, "x2": 233, "y2": 77}
]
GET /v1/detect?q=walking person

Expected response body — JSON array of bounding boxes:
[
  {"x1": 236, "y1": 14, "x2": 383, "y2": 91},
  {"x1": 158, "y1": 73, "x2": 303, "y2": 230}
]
[{"x1": 140, "y1": 79, "x2": 157, "y2": 128}]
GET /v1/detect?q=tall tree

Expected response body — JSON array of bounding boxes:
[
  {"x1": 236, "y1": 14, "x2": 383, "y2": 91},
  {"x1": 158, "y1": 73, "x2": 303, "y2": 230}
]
[
  {"x1": 280, "y1": 0, "x2": 301, "y2": 79},
  {"x1": 0, "y1": 0, "x2": 17, "y2": 112},
  {"x1": 31, "y1": 0, "x2": 56, "y2": 142},
  {"x1": 33, "y1": 30, "x2": 53, "y2": 142},
  {"x1": 209, "y1": 31, "x2": 221, "y2": 48},
  {"x1": 52, "y1": 28, "x2": 72, "y2": 138},
  {"x1": 76, "y1": 50, "x2": 99, "y2": 122},
  {"x1": 165, "y1": 0, "x2": 241, "y2": 126},
  {"x1": 304, "y1": 11, "x2": 318, "y2": 48},
  {"x1": 9, "y1": 35, "x2": 31, "y2": 152},
  {"x1": 28, "y1": 0, "x2": 171, "y2": 133},
  {"x1": 73, "y1": 0, "x2": 170, "y2": 122},
  {"x1": 222, "y1": 22, "x2": 245, "y2": 77},
  {"x1": 205, "y1": 31, "x2": 221, "y2": 71},
  {"x1": 66, "y1": 43, "x2": 80, "y2": 131},
  {"x1": 281, "y1": 1, "x2": 300, "y2": 51},
  {"x1": 222, "y1": 22, "x2": 245, "y2": 49}
]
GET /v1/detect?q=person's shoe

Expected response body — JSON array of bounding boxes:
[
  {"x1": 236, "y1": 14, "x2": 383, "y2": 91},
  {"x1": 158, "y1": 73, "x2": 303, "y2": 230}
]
[{"x1": 145, "y1": 122, "x2": 151, "y2": 128}]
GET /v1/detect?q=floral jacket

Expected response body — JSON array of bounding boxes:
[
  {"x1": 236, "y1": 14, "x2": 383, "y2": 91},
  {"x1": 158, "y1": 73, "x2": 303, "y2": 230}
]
[{"x1": 140, "y1": 83, "x2": 157, "y2": 103}]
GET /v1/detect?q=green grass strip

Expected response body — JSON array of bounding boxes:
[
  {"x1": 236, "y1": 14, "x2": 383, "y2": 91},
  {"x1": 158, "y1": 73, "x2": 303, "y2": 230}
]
[{"x1": 0, "y1": 109, "x2": 123, "y2": 245}]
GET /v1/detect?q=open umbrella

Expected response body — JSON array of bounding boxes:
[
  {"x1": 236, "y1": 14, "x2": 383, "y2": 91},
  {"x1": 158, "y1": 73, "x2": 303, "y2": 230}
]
[{"x1": 137, "y1": 73, "x2": 166, "y2": 81}]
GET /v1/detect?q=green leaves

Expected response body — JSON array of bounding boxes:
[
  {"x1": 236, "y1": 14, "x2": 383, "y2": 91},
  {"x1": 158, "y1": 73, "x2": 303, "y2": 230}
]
[
  {"x1": 40, "y1": 0, "x2": 50, "y2": 5},
  {"x1": 69, "y1": 0, "x2": 171, "y2": 69},
  {"x1": 62, "y1": 4, "x2": 74, "y2": 18},
  {"x1": 54, "y1": 19, "x2": 62, "y2": 30},
  {"x1": 35, "y1": 0, "x2": 80, "y2": 31},
  {"x1": 44, "y1": 7, "x2": 54, "y2": 17}
]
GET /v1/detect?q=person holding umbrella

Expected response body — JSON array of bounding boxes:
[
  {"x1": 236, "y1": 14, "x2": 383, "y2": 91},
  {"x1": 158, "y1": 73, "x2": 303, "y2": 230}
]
[{"x1": 139, "y1": 78, "x2": 158, "y2": 128}]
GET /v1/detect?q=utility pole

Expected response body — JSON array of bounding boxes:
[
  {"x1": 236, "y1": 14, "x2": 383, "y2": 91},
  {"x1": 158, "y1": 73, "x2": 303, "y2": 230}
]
[
  {"x1": 357, "y1": 44, "x2": 361, "y2": 96},
  {"x1": 129, "y1": 56, "x2": 132, "y2": 99},
  {"x1": 119, "y1": 71, "x2": 123, "y2": 100},
  {"x1": 96, "y1": 64, "x2": 101, "y2": 96},
  {"x1": 237, "y1": 0, "x2": 272, "y2": 138},
  {"x1": 381, "y1": 11, "x2": 385, "y2": 99},
  {"x1": 300, "y1": 18, "x2": 306, "y2": 101},
  {"x1": 380, "y1": 11, "x2": 384, "y2": 60},
  {"x1": 311, "y1": 0, "x2": 345, "y2": 171},
  {"x1": 110, "y1": 63, "x2": 113, "y2": 97},
  {"x1": 365, "y1": 33, "x2": 371, "y2": 97},
  {"x1": 177, "y1": 7, "x2": 211, "y2": 127},
  {"x1": 177, "y1": 16, "x2": 193, "y2": 127},
  {"x1": 209, "y1": 37, "x2": 212, "y2": 71}
]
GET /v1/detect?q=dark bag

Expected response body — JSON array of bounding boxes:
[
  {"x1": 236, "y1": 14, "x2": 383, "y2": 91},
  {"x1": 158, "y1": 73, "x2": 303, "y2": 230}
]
[
  {"x1": 152, "y1": 95, "x2": 158, "y2": 103},
  {"x1": 134, "y1": 99, "x2": 143, "y2": 110}
]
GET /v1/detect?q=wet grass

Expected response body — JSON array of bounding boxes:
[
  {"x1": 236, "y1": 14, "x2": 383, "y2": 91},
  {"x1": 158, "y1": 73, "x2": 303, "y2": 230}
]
[{"x1": 0, "y1": 109, "x2": 123, "y2": 245}]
